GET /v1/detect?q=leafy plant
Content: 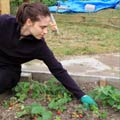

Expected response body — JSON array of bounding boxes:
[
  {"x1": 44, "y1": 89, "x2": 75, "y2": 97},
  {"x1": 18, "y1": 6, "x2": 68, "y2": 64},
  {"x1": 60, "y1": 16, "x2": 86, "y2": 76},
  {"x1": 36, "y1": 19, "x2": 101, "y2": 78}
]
[
  {"x1": 45, "y1": 78, "x2": 72, "y2": 97},
  {"x1": 14, "y1": 82, "x2": 30, "y2": 102},
  {"x1": 13, "y1": 78, "x2": 72, "y2": 102},
  {"x1": 55, "y1": 116, "x2": 61, "y2": 120},
  {"x1": 13, "y1": 80, "x2": 48, "y2": 102},
  {"x1": 16, "y1": 103, "x2": 52, "y2": 120},
  {"x1": 3, "y1": 97, "x2": 18, "y2": 109},
  {"x1": 28, "y1": 80, "x2": 48, "y2": 99},
  {"x1": 41, "y1": 0, "x2": 57, "y2": 6},
  {"x1": 48, "y1": 92, "x2": 72, "y2": 111},
  {"x1": 89, "y1": 85, "x2": 120, "y2": 111},
  {"x1": 10, "y1": 0, "x2": 23, "y2": 14},
  {"x1": 75, "y1": 104, "x2": 107, "y2": 119},
  {"x1": 3, "y1": 79, "x2": 120, "y2": 119},
  {"x1": 90, "y1": 105, "x2": 107, "y2": 119},
  {"x1": 12, "y1": 78, "x2": 73, "y2": 117},
  {"x1": 2, "y1": 78, "x2": 73, "y2": 119}
]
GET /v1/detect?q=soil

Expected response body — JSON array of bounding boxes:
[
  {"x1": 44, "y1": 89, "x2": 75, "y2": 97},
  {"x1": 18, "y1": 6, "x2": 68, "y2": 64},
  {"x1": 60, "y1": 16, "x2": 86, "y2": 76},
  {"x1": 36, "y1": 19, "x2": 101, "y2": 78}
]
[
  {"x1": 0, "y1": 98, "x2": 120, "y2": 120},
  {"x1": 0, "y1": 82, "x2": 120, "y2": 120}
]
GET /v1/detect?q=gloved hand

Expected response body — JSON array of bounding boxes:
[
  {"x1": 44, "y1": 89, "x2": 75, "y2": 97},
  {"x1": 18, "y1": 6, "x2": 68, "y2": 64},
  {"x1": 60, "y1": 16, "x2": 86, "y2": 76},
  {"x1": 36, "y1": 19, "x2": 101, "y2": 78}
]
[{"x1": 80, "y1": 95, "x2": 97, "y2": 109}]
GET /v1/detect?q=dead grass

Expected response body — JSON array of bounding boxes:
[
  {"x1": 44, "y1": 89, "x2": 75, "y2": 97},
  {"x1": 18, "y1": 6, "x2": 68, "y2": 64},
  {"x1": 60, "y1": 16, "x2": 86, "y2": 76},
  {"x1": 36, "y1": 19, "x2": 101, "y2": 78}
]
[{"x1": 45, "y1": 9, "x2": 120, "y2": 57}]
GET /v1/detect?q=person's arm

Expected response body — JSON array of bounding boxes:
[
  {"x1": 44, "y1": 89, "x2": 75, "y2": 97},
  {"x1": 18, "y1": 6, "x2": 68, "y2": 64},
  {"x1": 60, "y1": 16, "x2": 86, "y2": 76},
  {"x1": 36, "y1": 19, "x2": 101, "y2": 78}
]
[
  {"x1": 36, "y1": 39, "x2": 97, "y2": 107},
  {"x1": 43, "y1": 52, "x2": 85, "y2": 99},
  {"x1": 36, "y1": 39, "x2": 85, "y2": 99}
]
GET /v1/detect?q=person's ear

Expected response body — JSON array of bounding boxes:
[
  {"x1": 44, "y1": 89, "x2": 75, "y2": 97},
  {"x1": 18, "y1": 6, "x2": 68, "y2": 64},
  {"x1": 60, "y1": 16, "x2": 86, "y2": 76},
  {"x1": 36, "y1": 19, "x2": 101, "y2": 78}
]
[{"x1": 25, "y1": 18, "x2": 33, "y2": 26}]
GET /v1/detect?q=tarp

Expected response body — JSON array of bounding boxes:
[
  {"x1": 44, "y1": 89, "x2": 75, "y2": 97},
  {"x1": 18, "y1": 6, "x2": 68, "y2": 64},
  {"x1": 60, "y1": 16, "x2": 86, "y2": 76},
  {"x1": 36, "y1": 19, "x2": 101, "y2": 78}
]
[{"x1": 49, "y1": 0, "x2": 120, "y2": 13}]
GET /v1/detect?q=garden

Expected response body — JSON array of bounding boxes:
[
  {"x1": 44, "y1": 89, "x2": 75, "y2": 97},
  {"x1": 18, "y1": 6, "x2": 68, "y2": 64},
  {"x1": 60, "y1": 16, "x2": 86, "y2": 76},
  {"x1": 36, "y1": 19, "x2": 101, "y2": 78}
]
[
  {"x1": 10, "y1": 0, "x2": 120, "y2": 57},
  {"x1": 0, "y1": 78, "x2": 120, "y2": 120},
  {"x1": 0, "y1": 0, "x2": 120, "y2": 120}
]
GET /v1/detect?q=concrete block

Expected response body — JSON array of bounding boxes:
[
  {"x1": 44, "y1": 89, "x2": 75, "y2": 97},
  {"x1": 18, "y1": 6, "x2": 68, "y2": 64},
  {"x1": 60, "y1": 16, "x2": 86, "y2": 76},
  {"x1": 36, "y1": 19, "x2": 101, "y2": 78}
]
[
  {"x1": 32, "y1": 72, "x2": 53, "y2": 82},
  {"x1": 20, "y1": 72, "x2": 32, "y2": 82},
  {"x1": 21, "y1": 71, "x2": 120, "y2": 89}
]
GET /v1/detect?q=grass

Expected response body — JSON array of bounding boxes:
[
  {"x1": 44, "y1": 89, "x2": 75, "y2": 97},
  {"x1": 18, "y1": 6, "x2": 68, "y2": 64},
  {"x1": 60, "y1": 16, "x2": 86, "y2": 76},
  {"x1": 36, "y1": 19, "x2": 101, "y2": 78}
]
[{"x1": 45, "y1": 9, "x2": 120, "y2": 57}]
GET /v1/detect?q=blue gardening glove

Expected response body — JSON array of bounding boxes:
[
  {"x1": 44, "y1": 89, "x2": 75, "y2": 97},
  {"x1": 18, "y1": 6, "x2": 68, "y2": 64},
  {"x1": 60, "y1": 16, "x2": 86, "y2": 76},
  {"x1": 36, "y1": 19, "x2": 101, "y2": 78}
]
[{"x1": 80, "y1": 95, "x2": 97, "y2": 109}]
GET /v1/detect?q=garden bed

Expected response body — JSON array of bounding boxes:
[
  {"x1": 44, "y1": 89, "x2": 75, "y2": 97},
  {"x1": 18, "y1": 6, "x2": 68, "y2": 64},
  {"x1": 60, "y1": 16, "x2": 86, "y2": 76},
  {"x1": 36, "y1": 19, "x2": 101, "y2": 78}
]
[{"x1": 0, "y1": 78, "x2": 120, "y2": 120}]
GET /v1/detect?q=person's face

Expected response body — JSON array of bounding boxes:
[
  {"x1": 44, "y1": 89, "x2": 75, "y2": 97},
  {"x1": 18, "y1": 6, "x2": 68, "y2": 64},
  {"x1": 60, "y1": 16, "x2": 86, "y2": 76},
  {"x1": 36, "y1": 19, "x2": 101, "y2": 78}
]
[{"x1": 26, "y1": 16, "x2": 51, "y2": 39}]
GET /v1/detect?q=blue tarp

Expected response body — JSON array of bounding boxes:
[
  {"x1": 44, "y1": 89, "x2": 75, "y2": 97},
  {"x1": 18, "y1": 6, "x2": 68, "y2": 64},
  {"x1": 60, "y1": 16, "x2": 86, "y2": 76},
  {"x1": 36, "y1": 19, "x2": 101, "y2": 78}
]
[{"x1": 49, "y1": 0, "x2": 120, "y2": 13}]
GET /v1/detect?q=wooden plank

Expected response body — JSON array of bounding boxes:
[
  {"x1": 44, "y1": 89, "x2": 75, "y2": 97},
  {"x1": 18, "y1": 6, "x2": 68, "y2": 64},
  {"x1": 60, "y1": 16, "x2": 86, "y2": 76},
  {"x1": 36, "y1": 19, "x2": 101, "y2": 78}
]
[
  {"x1": 0, "y1": 0, "x2": 10, "y2": 14},
  {"x1": 50, "y1": 14, "x2": 59, "y2": 35},
  {"x1": 98, "y1": 79, "x2": 107, "y2": 87},
  {"x1": 20, "y1": 72, "x2": 32, "y2": 82},
  {"x1": 0, "y1": 1, "x2": 1, "y2": 14}
]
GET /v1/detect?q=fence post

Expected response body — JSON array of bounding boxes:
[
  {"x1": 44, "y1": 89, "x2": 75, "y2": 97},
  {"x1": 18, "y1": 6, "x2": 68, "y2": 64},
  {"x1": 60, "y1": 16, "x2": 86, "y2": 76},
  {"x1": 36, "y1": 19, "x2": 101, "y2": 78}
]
[{"x1": 0, "y1": 0, "x2": 10, "y2": 14}]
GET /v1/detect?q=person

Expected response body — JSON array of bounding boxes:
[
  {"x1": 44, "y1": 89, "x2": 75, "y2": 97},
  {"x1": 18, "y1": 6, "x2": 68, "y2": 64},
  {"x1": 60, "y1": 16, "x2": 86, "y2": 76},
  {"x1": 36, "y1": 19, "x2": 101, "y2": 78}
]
[{"x1": 0, "y1": 2, "x2": 97, "y2": 108}]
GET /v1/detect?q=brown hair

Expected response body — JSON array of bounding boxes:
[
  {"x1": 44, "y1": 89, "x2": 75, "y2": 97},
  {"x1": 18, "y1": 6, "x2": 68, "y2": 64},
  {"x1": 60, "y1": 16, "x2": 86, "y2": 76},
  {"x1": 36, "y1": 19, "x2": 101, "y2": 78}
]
[{"x1": 16, "y1": 2, "x2": 50, "y2": 26}]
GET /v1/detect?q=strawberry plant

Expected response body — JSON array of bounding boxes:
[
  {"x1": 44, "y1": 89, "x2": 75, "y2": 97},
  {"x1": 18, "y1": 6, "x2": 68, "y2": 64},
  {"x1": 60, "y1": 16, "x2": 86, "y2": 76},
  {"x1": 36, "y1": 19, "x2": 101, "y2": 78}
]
[
  {"x1": 55, "y1": 116, "x2": 61, "y2": 120},
  {"x1": 89, "y1": 85, "x2": 120, "y2": 111},
  {"x1": 48, "y1": 92, "x2": 72, "y2": 111},
  {"x1": 90, "y1": 105, "x2": 107, "y2": 119},
  {"x1": 2, "y1": 79, "x2": 120, "y2": 119},
  {"x1": 16, "y1": 103, "x2": 52, "y2": 120},
  {"x1": 74, "y1": 104, "x2": 107, "y2": 119},
  {"x1": 28, "y1": 80, "x2": 48, "y2": 99},
  {"x1": 45, "y1": 78, "x2": 71, "y2": 96},
  {"x1": 14, "y1": 82, "x2": 30, "y2": 102},
  {"x1": 3, "y1": 97, "x2": 18, "y2": 109},
  {"x1": 10, "y1": 78, "x2": 73, "y2": 118},
  {"x1": 13, "y1": 80, "x2": 48, "y2": 102}
]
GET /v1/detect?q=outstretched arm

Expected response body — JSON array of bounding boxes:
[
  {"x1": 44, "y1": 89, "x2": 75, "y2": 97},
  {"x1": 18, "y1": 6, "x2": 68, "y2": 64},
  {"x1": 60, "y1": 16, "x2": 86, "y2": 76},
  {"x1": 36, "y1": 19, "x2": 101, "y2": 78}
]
[{"x1": 36, "y1": 38, "x2": 97, "y2": 108}]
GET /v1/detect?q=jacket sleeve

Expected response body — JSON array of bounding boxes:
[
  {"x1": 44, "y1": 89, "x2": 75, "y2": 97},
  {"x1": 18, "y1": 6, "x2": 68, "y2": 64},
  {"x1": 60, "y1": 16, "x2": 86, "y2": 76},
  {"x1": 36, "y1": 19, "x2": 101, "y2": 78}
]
[
  {"x1": 0, "y1": 15, "x2": 4, "y2": 35},
  {"x1": 36, "y1": 39, "x2": 85, "y2": 99}
]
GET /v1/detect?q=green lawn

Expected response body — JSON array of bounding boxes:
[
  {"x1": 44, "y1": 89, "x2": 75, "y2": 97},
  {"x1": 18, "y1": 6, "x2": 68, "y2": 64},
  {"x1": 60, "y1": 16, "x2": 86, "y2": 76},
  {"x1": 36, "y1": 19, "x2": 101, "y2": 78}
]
[{"x1": 45, "y1": 9, "x2": 120, "y2": 56}]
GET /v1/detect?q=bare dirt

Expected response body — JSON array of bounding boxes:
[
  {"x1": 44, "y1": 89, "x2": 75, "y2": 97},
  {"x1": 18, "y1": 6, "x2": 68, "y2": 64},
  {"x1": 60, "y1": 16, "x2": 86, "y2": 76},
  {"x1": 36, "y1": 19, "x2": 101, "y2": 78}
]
[{"x1": 0, "y1": 81, "x2": 120, "y2": 120}]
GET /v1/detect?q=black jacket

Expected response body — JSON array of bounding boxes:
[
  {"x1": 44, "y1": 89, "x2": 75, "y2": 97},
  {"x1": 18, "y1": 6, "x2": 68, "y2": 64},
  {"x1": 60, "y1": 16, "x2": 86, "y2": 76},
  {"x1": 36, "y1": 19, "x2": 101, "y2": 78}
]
[{"x1": 0, "y1": 14, "x2": 85, "y2": 99}]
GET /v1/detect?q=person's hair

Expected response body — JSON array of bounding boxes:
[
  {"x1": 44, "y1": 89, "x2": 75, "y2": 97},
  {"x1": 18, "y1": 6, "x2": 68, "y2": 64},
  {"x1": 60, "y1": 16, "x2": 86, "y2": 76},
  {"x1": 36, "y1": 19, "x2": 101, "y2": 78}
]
[{"x1": 16, "y1": 2, "x2": 50, "y2": 26}]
